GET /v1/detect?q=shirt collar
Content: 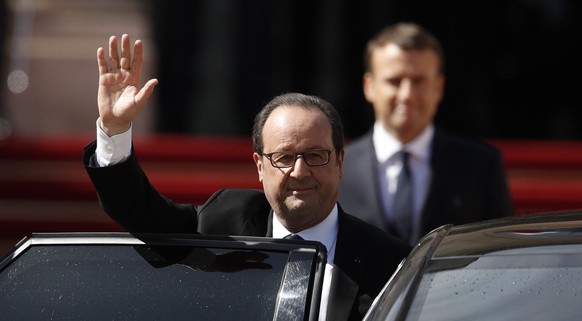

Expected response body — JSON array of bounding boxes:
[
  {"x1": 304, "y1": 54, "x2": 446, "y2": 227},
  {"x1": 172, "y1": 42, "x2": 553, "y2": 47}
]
[
  {"x1": 373, "y1": 121, "x2": 434, "y2": 163},
  {"x1": 272, "y1": 204, "x2": 339, "y2": 258}
]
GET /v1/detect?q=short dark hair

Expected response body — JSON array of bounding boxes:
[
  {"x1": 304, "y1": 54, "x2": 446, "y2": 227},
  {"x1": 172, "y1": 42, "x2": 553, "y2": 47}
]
[
  {"x1": 252, "y1": 93, "x2": 344, "y2": 157},
  {"x1": 364, "y1": 22, "x2": 445, "y2": 73}
]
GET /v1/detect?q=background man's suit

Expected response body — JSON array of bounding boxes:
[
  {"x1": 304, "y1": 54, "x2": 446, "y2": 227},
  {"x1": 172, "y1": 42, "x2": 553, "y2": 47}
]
[
  {"x1": 83, "y1": 142, "x2": 411, "y2": 321},
  {"x1": 339, "y1": 128, "x2": 513, "y2": 243}
]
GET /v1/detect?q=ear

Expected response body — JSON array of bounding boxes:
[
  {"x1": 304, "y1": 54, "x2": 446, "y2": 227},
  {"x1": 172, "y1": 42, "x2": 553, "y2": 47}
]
[
  {"x1": 362, "y1": 72, "x2": 376, "y2": 103},
  {"x1": 253, "y1": 152, "x2": 264, "y2": 182}
]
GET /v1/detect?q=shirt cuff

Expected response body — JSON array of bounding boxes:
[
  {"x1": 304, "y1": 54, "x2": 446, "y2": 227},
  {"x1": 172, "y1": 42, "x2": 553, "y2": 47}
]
[{"x1": 95, "y1": 118, "x2": 132, "y2": 167}]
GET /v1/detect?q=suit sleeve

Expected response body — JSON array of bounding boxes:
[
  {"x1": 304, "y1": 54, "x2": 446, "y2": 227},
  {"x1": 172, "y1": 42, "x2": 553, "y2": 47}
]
[{"x1": 83, "y1": 141, "x2": 199, "y2": 233}]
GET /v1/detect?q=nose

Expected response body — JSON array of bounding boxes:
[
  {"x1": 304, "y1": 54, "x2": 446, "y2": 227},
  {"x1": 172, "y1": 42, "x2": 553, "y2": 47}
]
[
  {"x1": 397, "y1": 79, "x2": 414, "y2": 102},
  {"x1": 289, "y1": 156, "x2": 311, "y2": 179}
]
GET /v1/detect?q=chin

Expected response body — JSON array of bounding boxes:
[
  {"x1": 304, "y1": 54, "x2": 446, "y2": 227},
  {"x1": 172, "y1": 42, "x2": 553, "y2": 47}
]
[{"x1": 285, "y1": 198, "x2": 312, "y2": 214}]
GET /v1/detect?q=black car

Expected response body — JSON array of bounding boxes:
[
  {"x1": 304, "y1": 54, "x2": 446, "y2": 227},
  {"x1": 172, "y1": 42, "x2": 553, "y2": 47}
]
[
  {"x1": 364, "y1": 210, "x2": 582, "y2": 321},
  {"x1": 0, "y1": 232, "x2": 326, "y2": 321}
]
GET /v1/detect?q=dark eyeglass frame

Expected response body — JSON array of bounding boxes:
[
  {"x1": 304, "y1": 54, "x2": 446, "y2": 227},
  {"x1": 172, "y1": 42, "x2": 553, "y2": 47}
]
[{"x1": 262, "y1": 149, "x2": 336, "y2": 168}]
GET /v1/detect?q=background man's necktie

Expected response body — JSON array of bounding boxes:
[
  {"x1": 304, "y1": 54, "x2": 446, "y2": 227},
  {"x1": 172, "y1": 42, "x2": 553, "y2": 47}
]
[{"x1": 392, "y1": 150, "x2": 413, "y2": 243}]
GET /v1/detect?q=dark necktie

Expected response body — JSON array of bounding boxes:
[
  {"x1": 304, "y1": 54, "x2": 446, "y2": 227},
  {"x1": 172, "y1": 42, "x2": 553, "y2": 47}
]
[
  {"x1": 284, "y1": 234, "x2": 304, "y2": 240},
  {"x1": 392, "y1": 150, "x2": 413, "y2": 243}
]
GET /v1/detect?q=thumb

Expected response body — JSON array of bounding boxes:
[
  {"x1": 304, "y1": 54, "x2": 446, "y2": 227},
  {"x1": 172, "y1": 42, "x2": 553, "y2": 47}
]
[{"x1": 135, "y1": 78, "x2": 158, "y2": 107}]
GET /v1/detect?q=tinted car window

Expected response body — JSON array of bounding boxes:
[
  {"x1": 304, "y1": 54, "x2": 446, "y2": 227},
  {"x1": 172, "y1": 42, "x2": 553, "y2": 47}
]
[
  {"x1": 0, "y1": 244, "x2": 287, "y2": 321},
  {"x1": 406, "y1": 249, "x2": 582, "y2": 321}
]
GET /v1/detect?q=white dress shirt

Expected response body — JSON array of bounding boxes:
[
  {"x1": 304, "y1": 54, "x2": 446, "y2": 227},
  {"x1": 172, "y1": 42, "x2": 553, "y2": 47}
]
[
  {"x1": 272, "y1": 206, "x2": 338, "y2": 321},
  {"x1": 94, "y1": 118, "x2": 339, "y2": 321},
  {"x1": 372, "y1": 121, "x2": 433, "y2": 242},
  {"x1": 94, "y1": 119, "x2": 133, "y2": 167}
]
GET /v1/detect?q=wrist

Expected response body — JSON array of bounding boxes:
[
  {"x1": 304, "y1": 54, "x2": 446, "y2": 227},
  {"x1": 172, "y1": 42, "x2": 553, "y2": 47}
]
[{"x1": 99, "y1": 118, "x2": 131, "y2": 137}]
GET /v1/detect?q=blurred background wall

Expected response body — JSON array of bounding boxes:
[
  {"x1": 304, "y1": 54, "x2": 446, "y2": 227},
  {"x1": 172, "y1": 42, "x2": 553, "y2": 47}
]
[
  {"x1": 1, "y1": 0, "x2": 581, "y2": 141},
  {"x1": 0, "y1": 0, "x2": 156, "y2": 138}
]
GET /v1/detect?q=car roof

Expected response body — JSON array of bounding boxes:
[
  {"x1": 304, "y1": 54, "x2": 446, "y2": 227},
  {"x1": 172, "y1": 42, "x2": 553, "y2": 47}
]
[{"x1": 426, "y1": 210, "x2": 582, "y2": 258}]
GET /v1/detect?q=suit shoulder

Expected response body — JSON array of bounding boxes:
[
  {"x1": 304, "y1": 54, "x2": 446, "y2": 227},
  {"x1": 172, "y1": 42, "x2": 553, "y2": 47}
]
[
  {"x1": 343, "y1": 132, "x2": 375, "y2": 175},
  {"x1": 197, "y1": 188, "x2": 271, "y2": 235},
  {"x1": 434, "y1": 130, "x2": 502, "y2": 161},
  {"x1": 345, "y1": 132, "x2": 373, "y2": 154},
  {"x1": 199, "y1": 188, "x2": 271, "y2": 220},
  {"x1": 202, "y1": 188, "x2": 269, "y2": 209}
]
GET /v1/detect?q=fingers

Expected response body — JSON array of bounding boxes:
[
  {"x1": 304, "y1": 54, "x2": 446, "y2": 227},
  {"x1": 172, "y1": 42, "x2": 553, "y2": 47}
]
[
  {"x1": 108, "y1": 35, "x2": 119, "y2": 70},
  {"x1": 120, "y1": 34, "x2": 131, "y2": 70},
  {"x1": 109, "y1": 34, "x2": 131, "y2": 70},
  {"x1": 131, "y1": 39, "x2": 144, "y2": 74},
  {"x1": 96, "y1": 47, "x2": 108, "y2": 75},
  {"x1": 101, "y1": 34, "x2": 143, "y2": 72}
]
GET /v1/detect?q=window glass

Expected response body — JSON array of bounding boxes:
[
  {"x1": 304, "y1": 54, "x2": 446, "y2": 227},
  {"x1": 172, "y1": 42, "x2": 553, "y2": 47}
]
[
  {"x1": 0, "y1": 245, "x2": 287, "y2": 321},
  {"x1": 406, "y1": 250, "x2": 582, "y2": 321}
]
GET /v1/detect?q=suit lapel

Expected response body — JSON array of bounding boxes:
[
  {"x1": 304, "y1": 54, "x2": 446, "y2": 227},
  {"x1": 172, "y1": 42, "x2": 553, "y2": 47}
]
[
  {"x1": 326, "y1": 210, "x2": 367, "y2": 321},
  {"x1": 352, "y1": 133, "x2": 388, "y2": 228},
  {"x1": 364, "y1": 135, "x2": 389, "y2": 228},
  {"x1": 265, "y1": 210, "x2": 274, "y2": 237}
]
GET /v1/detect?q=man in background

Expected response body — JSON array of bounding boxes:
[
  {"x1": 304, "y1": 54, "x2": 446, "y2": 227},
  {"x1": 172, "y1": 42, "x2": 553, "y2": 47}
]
[{"x1": 339, "y1": 22, "x2": 513, "y2": 245}]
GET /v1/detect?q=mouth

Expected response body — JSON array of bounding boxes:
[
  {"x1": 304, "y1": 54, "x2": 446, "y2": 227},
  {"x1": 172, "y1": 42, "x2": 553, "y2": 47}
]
[
  {"x1": 288, "y1": 185, "x2": 316, "y2": 195},
  {"x1": 394, "y1": 104, "x2": 412, "y2": 115}
]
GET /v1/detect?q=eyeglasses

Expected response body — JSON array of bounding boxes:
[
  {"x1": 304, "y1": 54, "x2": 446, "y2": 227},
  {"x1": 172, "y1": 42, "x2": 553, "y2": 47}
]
[{"x1": 263, "y1": 149, "x2": 335, "y2": 168}]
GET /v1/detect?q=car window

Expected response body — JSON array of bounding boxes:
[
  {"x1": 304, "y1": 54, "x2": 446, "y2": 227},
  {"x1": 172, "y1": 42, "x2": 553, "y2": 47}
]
[
  {"x1": 0, "y1": 244, "x2": 287, "y2": 321},
  {"x1": 406, "y1": 251, "x2": 582, "y2": 321}
]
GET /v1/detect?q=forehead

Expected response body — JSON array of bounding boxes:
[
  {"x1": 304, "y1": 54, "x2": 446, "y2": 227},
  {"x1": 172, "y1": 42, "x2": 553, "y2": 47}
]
[
  {"x1": 371, "y1": 43, "x2": 440, "y2": 76},
  {"x1": 262, "y1": 106, "x2": 332, "y2": 150}
]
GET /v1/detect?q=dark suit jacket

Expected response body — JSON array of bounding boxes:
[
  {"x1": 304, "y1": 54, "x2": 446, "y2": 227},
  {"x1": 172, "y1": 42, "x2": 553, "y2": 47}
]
[
  {"x1": 83, "y1": 142, "x2": 411, "y2": 321},
  {"x1": 339, "y1": 128, "x2": 513, "y2": 243}
]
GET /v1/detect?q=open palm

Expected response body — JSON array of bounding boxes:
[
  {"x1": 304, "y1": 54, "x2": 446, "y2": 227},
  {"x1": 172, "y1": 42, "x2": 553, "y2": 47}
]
[{"x1": 97, "y1": 34, "x2": 157, "y2": 136}]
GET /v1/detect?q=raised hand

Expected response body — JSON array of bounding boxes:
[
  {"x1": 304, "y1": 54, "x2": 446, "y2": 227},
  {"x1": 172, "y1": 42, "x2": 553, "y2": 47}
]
[{"x1": 97, "y1": 34, "x2": 158, "y2": 136}]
